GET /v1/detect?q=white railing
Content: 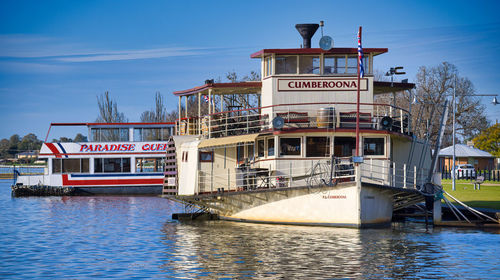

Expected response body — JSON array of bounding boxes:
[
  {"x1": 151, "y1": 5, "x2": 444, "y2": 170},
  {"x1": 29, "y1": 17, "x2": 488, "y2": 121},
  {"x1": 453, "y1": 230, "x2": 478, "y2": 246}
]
[
  {"x1": 360, "y1": 159, "x2": 429, "y2": 190},
  {"x1": 196, "y1": 158, "x2": 356, "y2": 194},
  {"x1": 202, "y1": 102, "x2": 410, "y2": 138},
  {"x1": 196, "y1": 157, "x2": 429, "y2": 195}
]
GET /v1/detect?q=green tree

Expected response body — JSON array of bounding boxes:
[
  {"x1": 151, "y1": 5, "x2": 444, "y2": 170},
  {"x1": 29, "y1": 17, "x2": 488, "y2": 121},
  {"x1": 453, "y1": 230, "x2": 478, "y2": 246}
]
[
  {"x1": 74, "y1": 133, "x2": 87, "y2": 142},
  {"x1": 0, "y1": 138, "x2": 9, "y2": 158},
  {"x1": 96, "y1": 91, "x2": 128, "y2": 123},
  {"x1": 473, "y1": 123, "x2": 500, "y2": 157},
  {"x1": 8, "y1": 134, "x2": 20, "y2": 157},
  {"x1": 18, "y1": 133, "x2": 42, "y2": 151}
]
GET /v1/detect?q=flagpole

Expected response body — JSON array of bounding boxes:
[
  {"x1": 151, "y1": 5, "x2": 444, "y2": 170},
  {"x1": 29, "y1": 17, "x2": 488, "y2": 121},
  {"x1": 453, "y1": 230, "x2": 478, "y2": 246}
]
[{"x1": 355, "y1": 26, "x2": 362, "y2": 158}]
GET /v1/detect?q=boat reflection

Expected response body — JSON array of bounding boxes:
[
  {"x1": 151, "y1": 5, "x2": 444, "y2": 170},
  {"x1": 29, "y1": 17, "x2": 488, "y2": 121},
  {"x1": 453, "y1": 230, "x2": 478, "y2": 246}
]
[{"x1": 160, "y1": 221, "x2": 453, "y2": 279}]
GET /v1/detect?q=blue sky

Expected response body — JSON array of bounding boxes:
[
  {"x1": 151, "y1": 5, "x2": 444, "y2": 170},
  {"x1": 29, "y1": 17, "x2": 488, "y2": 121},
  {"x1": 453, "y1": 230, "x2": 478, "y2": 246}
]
[{"x1": 1, "y1": 0, "x2": 499, "y2": 140}]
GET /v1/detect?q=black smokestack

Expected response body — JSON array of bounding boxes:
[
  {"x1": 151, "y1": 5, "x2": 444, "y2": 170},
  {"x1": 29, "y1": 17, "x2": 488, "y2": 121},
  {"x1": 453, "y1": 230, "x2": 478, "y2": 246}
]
[{"x1": 295, "y1": 23, "x2": 319, "y2": 48}]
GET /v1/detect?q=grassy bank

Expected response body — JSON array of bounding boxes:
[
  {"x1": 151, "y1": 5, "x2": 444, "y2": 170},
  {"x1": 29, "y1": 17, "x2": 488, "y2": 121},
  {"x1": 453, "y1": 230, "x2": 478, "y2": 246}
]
[{"x1": 441, "y1": 179, "x2": 500, "y2": 210}]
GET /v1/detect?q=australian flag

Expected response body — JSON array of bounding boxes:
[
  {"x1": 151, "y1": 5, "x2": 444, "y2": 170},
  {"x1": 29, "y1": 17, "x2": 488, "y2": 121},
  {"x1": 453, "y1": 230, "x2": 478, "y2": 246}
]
[
  {"x1": 203, "y1": 95, "x2": 209, "y2": 103},
  {"x1": 357, "y1": 30, "x2": 364, "y2": 78}
]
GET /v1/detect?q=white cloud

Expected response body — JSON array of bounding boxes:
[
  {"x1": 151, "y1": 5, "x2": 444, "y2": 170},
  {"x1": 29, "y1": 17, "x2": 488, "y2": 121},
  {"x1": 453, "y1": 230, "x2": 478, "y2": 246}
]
[
  {"x1": 55, "y1": 47, "x2": 208, "y2": 62},
  {"x1": 0, "y1": 34, "x2": 216, "y2": 62}
]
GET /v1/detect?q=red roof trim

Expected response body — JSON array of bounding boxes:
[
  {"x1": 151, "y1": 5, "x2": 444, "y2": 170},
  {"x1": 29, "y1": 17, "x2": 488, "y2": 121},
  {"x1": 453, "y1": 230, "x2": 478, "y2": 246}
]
[
  {"x1": 173, "y1": 81, "x2": 262, "y2": 96},
  {"x1": 250, "y1": 48, "x2": 388, "y2": 58}
]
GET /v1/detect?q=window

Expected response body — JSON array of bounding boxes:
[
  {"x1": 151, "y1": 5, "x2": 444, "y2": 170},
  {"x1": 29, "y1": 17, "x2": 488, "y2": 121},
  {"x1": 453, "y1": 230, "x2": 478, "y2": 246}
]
[
  {"x1": 136, "y1": 157, "x2": 165, "y2": 172},
  {"x1": 346, "y1": 56, "x2": 358, "y2": 74},
  {"x1": 52, "y1": 159, "x2": 61, "y2": 174},
  {"x1": 334, "y1": 137, "x2": 356, "y2": 157},
  {"x1": 363, "y1": 138, "x2": 385, "y2": 156},
  {"x1": 267, "y1": 138, "x2": 275, "y2": 157},
  {"x1": 91, "y1": 128, "x2": 129, "y2": 142},
  {"x1": 94, "y1": 158, "x2": 131, "y2": 173},
  {"x1": 248, "y1": 144, "x2": 254, "y2": 161},
  {"x1": 299, "y1": 56, "x2": 320, "y2": 74},
  {"x1": 265, "y1": 57, "x2": 273, "y2": 76},
  {"x1": 306, "y1": 137, "x2": 330, "y2": 157},
  {"x1": 237, "y1": 144, "x2": 245, "y2": 163},
  {"x1": 275, "y1": 56, "x2": 297, "y2": 74},
  {"x1": 280, "y1": 138, "x2": 301, "y2": 156},
  {"x1": 52, "y1": 158, "x2": 89, "y2": 174},
  {"x1": 257, "y1": 139, "x2": 265, "y2": 157},
  {"x1": 134, "y1": 128, "x2": 171, "y2": 141},
  {"x1": 324, "y1": 56, "x2": 347, "y2": 74},
  {"x1": 199, "y1": 152, "x2": 214, "y2": 163}
]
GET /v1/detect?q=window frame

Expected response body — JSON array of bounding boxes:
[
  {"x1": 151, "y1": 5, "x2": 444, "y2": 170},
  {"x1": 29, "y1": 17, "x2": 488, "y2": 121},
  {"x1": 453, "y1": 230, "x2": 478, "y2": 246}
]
[
  {"x1": 298, "y1": 55, "x2": 321, "y2": 74},
  {"x1": 199, "y1": 151, "x2": 214, "y2": 163},
  {"x1": 306, "y1": 136, "x2": 331, "y2": 158},
  {"x1": 275, "y1": 55, "x2": 298, "y2": 75},
  {"x1": 363, "y1": 137, "x2": 386, "y2": 157},
  {"x1": 267, "y1": 137, "x2": 275, "y2": 157},
  {"x1": 94, "y1": 157, "x2": 131, "y2": 173},
  {"x1": 279, "y1": 137, "x2": 302, "y2": 157},
  {"x1": 52, "y1": 158, "x2": 90, "y2": 174}
]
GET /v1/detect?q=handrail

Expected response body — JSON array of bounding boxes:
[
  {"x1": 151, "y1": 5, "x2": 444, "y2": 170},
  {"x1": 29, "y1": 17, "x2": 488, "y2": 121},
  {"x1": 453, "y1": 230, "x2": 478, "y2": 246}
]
[
  {"x1": 196, "y1": 157, "x2": 424, "y2": 195},
  {"x1": 207, "y1": 101, "x2": 410, "y2": 117}
]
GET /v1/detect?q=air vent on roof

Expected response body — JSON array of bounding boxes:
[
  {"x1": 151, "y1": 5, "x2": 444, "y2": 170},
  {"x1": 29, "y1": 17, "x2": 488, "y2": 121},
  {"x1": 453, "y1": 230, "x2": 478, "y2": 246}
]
[{"x1": 295, "y1": 23, "x2": 319, "y2": 49}]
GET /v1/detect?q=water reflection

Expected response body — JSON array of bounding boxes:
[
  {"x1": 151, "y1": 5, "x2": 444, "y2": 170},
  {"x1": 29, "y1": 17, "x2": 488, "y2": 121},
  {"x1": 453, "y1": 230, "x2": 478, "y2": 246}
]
[
  {"x1": 1, "y1": 180, "x2": 498, "y2": 280},
  {"x1": 160, "y1": 221, "x2": 466, "y2": 279}
]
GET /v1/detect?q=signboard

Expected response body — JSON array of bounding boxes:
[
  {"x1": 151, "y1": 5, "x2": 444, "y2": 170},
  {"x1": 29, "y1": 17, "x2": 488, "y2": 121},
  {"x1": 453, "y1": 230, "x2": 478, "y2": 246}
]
[
  {"x1": 277, "y1": 78, "x2": 368, "y2": 92},
  {"x1": 40, "y1": 142, "x2": 171, "y2": 157},
  {"x1": 78, "y1": 143, "x2": 169, "y2": 152}
]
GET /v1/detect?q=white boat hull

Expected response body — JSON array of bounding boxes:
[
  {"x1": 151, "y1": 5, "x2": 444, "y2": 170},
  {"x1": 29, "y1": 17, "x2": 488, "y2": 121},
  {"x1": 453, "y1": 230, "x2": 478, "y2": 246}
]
[{"x1": 188, "y1": 184, "x2": 394, "y2": 228}]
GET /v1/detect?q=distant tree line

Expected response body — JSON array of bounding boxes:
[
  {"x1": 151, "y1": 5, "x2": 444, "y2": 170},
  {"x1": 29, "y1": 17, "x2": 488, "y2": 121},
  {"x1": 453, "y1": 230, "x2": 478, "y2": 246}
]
[{"x1": 0, "y1": 133, "x2": 88, "y2": 161}]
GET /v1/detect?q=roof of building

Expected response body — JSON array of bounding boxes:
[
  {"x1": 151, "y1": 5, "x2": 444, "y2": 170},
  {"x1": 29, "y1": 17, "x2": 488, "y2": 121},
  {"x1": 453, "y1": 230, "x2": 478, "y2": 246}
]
[
  {"x1": 173, "y1": 82, "x2": 262, "y2": 96},
  {"x1": 250, "y1": 48, "x2": 388, "y2": 58},
  {"x1": 438, "y1": 144, "x2": 494, "y2": 158}
]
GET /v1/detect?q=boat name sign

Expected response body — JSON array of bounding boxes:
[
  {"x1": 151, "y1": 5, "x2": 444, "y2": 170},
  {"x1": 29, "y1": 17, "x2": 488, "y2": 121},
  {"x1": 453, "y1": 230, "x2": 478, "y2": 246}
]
[
  {"x1": 79, "y1": 143, "x2": 169, "y2": 152},
  {"x1": 278, "y1": 78, "x2": 368, "y2": 92}
]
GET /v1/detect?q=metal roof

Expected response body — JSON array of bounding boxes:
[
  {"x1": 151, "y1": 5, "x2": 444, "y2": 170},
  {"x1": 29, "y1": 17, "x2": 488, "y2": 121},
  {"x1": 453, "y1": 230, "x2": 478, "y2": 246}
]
[
  {"x1": 438, "y1": 144, "x2": 493, "y2": 158},
  {"x1": 250, "y1": 48, "x2": 388, "y2": 58}
]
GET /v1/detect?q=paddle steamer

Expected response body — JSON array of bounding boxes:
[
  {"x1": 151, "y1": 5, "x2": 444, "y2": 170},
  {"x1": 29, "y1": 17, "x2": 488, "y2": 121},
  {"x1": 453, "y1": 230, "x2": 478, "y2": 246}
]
[{"x1": 165, "y1": 24, "x2": 442, "y2": 227}]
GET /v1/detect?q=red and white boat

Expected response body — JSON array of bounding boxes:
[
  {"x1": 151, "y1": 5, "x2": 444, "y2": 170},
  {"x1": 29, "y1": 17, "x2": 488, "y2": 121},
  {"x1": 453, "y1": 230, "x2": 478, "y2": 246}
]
[{"x1": 14, "y1": 122, "x2": 176, "y2": 194}]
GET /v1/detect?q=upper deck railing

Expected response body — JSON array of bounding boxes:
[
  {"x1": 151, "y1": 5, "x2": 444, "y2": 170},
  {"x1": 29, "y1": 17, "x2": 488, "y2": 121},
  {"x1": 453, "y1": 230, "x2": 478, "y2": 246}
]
[{"x1": 177, "y1": 102, "x2": 411, "y2": 138}]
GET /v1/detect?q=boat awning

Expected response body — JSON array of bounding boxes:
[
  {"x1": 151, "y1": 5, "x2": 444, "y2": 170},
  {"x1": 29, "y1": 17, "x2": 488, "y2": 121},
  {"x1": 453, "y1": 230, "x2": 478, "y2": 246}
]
[{"x1": 198, "y1": 133, "x2": 260, "y2": 149}]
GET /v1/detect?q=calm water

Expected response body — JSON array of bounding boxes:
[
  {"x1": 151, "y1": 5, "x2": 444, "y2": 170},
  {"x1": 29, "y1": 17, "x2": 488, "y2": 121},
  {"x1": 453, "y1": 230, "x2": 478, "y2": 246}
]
[
  {"x1": 0, "y1": 166, "x2": 45, "y2": 174},
  {"x1": 0, "y1": 180, "x2": 499, "y2": 279}
]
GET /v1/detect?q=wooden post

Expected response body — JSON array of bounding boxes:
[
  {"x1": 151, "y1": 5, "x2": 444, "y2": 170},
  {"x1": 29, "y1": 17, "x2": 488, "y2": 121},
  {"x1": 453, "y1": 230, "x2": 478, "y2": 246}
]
[
  {"x1": 414, "y1": 165, "x2": 417, "y2": 189},
  {"x1": 403, "y1": 163, "x2": 407, "y2": 188},
  {"x1": 198, "y1": 92, "x2": 201, "y2": 135},
  {"x1": 392, "y1": 162, "x2": 396, "y2": 187},
  {"x1": 208, "y1": 88, "x2": 212, "y2": 138},
  {"x1": 178, "y1": 96, "x2": 181, "y2": 135},
  {"x1": 400, "y1": 109, "x2": 404, "y2": 133}
]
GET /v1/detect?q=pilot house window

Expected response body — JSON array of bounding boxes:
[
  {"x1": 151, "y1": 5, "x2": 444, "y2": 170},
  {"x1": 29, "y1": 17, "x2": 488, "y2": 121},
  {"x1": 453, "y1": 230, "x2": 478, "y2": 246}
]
[
  {"x1": 275, "y1": 56, "x2": 297, "y2": 74},
  {"x1": 299, "y1": 56, "x2": 320, "y2": 74}
]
